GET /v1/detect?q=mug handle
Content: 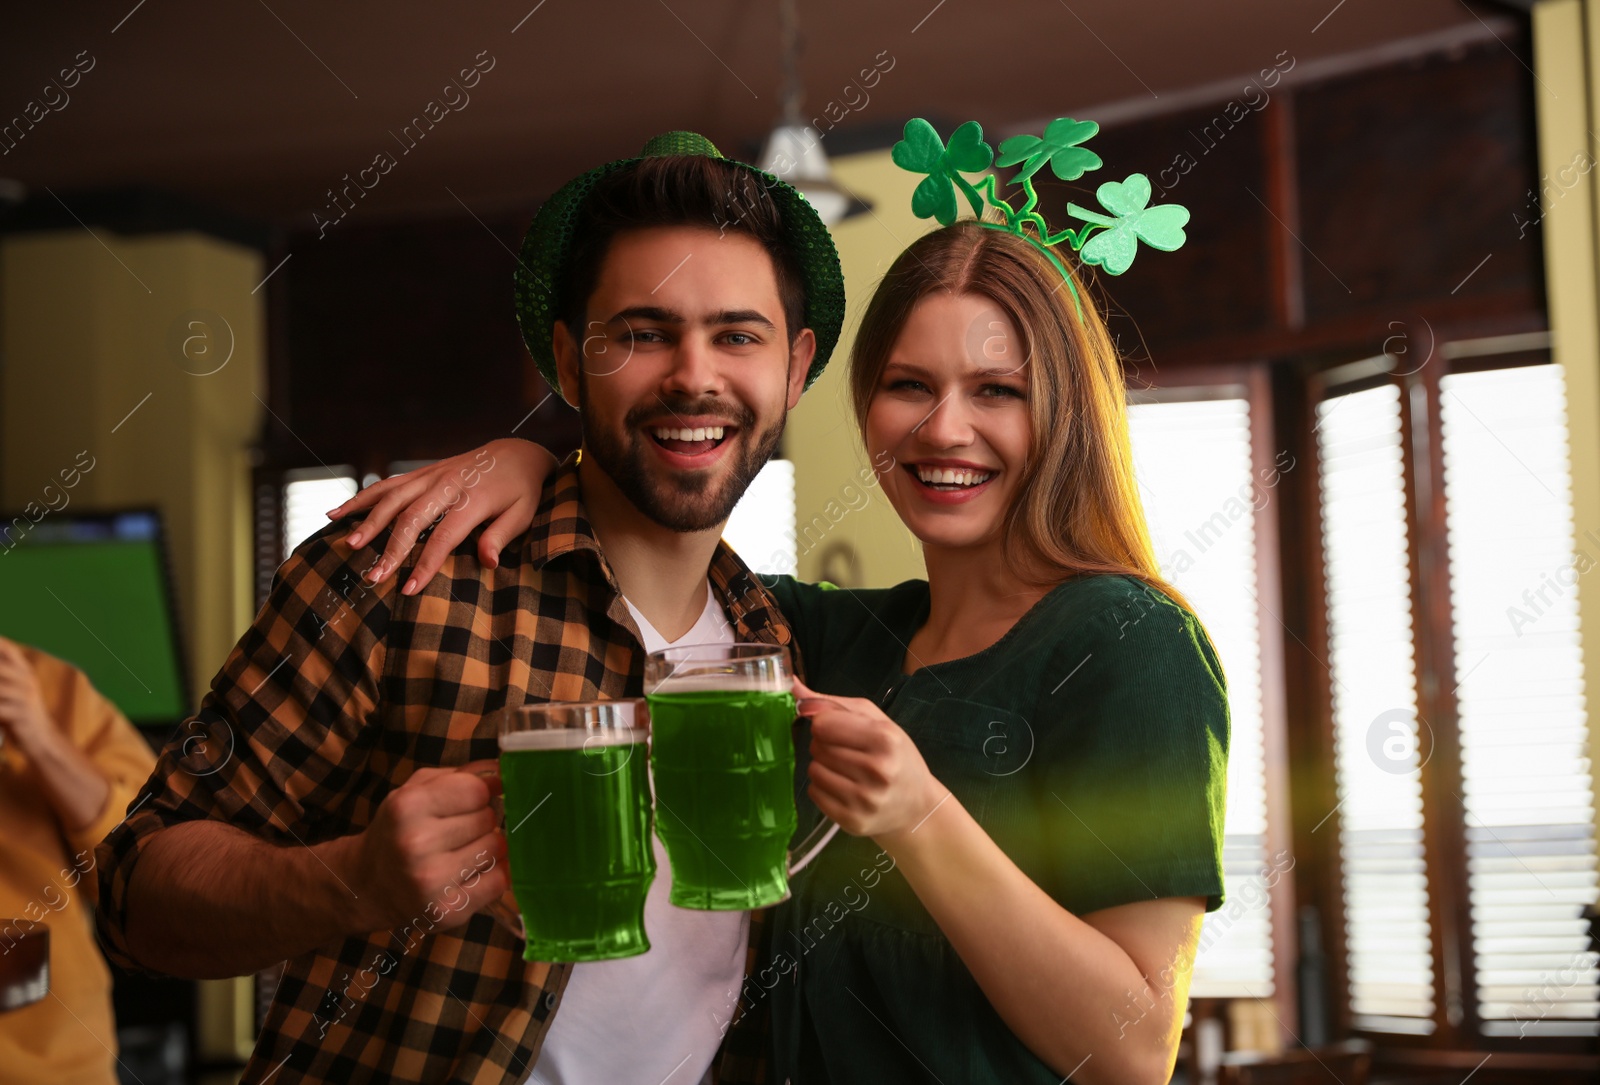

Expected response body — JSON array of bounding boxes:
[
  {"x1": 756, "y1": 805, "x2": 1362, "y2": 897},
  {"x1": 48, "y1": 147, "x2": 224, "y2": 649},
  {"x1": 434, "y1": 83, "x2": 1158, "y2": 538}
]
[
  {"x1": 787, "y1": 691, "x2": 841, "y2": 876},
  {"x1": 788, "y1": 817, "x2": 841, "y2": 876},
  {"x1": 484, "y1": 894, "x2": 526, "y2": 941},
  {"x1": 462, "y1": 760, "x2": 526, "y2": 943}
]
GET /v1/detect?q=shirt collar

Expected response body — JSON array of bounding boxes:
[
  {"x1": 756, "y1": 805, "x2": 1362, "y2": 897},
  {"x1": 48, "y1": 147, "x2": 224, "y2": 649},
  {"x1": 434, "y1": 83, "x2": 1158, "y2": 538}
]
[
  {"x1": 518, "y1": 450, "x2": 795, "y2": 653},
  {"x1": 521, "y1": 450, "x2": 607, "y2": 572}
]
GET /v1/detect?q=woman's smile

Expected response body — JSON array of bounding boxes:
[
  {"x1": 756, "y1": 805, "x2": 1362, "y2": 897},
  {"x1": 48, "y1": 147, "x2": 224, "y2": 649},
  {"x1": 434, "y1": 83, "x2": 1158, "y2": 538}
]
[{"x1": 903, "y1": 458, "x2": 1000, "y2": 503}]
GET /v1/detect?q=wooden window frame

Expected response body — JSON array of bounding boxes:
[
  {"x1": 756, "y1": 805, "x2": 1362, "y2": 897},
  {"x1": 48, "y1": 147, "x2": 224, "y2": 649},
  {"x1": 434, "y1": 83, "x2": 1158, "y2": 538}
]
[{"x1": 1289, "y1": 333, "x2": 1600, "y2": 1068}]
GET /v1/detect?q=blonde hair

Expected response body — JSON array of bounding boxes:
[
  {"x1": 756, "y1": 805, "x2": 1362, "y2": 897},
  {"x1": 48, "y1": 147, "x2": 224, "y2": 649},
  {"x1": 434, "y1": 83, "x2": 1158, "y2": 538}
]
[{"x1": 848, "y1": 220, "x2": 1193, "y2": 613}]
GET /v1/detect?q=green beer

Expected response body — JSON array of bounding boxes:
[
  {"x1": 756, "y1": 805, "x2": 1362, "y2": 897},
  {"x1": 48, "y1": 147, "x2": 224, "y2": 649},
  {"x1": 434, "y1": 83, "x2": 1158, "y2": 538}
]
[
  {"x1": 647, "y1": 682, "x2": 798, "y2": 910},
  {"x1": 499, "y1": 723, "x2": 654, "y2": 961}
]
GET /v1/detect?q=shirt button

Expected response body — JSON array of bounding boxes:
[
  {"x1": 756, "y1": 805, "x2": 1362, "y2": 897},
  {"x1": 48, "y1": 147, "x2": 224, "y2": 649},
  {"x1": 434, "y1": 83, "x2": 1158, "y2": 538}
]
[{"x1": 544, "y1": 991, "x2": 558, "y2": 1011}]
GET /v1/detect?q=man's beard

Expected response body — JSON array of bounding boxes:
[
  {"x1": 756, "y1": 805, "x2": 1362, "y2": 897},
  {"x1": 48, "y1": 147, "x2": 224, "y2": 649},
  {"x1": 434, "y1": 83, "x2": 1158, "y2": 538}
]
[{"x1": 579, "y1": 379, "x2": 786, "y2": 533}]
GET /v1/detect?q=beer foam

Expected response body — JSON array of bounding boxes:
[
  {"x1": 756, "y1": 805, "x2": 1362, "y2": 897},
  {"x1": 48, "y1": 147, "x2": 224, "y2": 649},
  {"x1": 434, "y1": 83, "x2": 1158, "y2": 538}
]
[
  {"x1": 499, "y1": 727, "x2": 648, "y2": 751},
  {"x1": 647, "y1": 672, "x2": 790, "y2": 695}
]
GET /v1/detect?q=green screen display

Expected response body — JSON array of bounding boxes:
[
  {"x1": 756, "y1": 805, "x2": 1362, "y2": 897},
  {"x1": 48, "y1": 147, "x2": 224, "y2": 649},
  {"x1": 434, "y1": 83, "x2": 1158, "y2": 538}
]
[{"x1": 0, "y1": 511, "x2": 187, "y2": 724}]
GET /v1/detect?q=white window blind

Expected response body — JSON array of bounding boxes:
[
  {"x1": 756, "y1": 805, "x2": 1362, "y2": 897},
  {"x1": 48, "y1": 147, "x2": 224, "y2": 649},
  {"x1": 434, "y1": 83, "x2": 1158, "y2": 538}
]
[
  {"x1": 283, "y1": 467, "x2": 358, "y2": 563},
  {"x1": 1128, "y1": 394, "x2": 1274, "y2": 998},
  {"x1": 1438, "y1": 364, "x2": 1600, "y2": 1037},
  {"x1": 723, "y1": 458, "x2": 797, "y2": 576},
  {"x1": 1315, "y1": 383, "x2": 1436, "y2": 1033}
]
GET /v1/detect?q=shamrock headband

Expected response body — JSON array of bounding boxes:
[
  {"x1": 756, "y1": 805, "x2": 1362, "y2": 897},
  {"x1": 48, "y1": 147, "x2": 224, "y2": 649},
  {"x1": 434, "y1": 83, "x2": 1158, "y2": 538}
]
[{"x1": 890, "y1": 117, "x2": 1191, "y2": 320}]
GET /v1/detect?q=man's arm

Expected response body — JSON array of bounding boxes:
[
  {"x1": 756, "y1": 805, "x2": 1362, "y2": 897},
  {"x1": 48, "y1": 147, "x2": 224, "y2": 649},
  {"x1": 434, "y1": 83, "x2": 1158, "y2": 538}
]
[
  {"x1": 96, "y1": 518, "x2": 505, "y2": 979},
  {"x1": 126, "y1": 821, "x2": 365, "y2": 978},
  {"x1": 124, "y1": 766, "x2": 507, "y2": 979}
]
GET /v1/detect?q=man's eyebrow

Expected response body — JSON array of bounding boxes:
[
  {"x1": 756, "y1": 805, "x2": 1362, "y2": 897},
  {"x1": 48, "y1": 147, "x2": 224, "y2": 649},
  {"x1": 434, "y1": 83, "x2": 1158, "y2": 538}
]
[
  {"x1": 708, "y1": 309, "x2": 777, "y2": 331},
  {"x1": 603, "y1": 305, "x2": 684, "y2": 325},
  {"x1": 600, "y1": 306, "x2": 777, "y2": 332}
]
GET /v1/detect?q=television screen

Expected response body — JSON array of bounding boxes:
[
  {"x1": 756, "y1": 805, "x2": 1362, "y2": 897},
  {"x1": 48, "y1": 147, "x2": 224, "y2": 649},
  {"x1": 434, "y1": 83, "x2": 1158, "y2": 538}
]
[{"x1": 0, "y1": 509, "x2": 188, "y2": 725}]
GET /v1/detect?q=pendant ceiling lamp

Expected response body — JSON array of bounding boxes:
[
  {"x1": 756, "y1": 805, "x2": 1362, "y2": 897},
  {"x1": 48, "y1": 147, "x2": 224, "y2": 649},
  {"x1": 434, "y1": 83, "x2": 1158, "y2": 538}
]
[{"x1": 756, "y1": 0, "x2": 872, "y2": 226}]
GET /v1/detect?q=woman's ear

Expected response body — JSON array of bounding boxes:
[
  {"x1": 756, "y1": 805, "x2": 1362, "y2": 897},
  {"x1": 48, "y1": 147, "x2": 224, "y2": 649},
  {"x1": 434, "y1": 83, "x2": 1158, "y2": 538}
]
[{"x1": 551, "y1": 321, "x2": 581, "y2": 409}]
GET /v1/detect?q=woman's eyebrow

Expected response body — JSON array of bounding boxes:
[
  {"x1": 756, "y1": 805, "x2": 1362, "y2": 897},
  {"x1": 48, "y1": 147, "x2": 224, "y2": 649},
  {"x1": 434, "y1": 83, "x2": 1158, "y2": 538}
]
[{"x1": 883, "y1": 361, "x2": 1025, "y2": 380}]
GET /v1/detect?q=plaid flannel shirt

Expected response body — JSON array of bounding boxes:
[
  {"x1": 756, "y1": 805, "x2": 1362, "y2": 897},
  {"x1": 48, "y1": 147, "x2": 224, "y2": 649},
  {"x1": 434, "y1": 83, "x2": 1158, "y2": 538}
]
[{"x1": 95, "y1": 454, "x2": 784, "y2": 1084}]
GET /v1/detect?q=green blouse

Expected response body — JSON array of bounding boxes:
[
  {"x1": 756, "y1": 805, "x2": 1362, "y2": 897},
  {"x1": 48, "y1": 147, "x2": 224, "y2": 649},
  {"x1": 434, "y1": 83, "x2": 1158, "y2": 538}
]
[{"x1": 758, "y1": 573, "x2": 1229, "y2": 1085}]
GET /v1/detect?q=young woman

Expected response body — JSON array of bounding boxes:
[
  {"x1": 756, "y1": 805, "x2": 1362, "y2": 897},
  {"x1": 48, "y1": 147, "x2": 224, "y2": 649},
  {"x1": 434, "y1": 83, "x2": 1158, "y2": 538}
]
[{"x1": 330, "y1": 220, "x2": 1228, "y2": 1084}]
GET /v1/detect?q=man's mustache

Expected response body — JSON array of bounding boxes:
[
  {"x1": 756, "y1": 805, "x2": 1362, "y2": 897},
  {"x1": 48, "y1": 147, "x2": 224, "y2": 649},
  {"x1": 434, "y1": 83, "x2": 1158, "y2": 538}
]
[{"x1": 625, "y1": 398, "x2": 753, "y2": 431}]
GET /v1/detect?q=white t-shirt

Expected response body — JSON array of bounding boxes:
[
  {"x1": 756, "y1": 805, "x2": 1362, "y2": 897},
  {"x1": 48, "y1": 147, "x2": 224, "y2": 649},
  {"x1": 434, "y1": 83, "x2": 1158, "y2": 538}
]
[{"x1": 526, "y1": 581, "x2": 748, "y2": 1085}]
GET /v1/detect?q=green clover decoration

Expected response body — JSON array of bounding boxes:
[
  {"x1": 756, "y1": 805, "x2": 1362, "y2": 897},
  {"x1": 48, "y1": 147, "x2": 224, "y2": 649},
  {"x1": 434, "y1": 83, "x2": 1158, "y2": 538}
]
[
  {"x1": 890, "y1": 118, "x2": 994, "y2": 226},
  {"x1": 995, "y1": 117, "x2": 1102, "y2": 183},
  {"x1": 1068, "y1": 175, "x2": 1190, "y2": 276},
  {"x1": 890, "y1": 116, "x2": 1191, "y2": 320}
]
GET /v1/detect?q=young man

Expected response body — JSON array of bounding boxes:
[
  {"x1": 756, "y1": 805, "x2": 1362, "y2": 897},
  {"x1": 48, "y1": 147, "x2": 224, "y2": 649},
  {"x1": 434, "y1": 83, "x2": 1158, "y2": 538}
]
[{"x1": 93, "y1": 131, "x2": 844, "y2": 1085}]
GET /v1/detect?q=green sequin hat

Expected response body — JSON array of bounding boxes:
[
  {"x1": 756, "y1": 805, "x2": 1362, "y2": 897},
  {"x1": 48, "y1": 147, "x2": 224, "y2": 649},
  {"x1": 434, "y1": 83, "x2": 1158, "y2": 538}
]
[{"x1": 513, "y1": 130, "x2": 845, "y2": 393}]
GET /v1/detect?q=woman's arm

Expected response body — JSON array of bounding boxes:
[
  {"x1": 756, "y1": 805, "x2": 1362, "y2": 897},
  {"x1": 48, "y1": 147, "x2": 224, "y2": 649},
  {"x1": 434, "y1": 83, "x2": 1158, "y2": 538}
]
[
  {"x1": 795, "y1": 677, "x2": 1200, "y2": 1085},
  {"x1": 326, "y1": 438, "x2": 556, "y2": 593},
  {"x1": 882, "y1": 791, "x2": 1200, "y2": 1084}
]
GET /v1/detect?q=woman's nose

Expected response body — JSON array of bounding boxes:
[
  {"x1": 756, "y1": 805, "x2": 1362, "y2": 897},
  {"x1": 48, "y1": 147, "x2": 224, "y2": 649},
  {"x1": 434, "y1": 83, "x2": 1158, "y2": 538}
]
[{"x1": 912, "y1": 392, "x2": 976, "y2": 448}]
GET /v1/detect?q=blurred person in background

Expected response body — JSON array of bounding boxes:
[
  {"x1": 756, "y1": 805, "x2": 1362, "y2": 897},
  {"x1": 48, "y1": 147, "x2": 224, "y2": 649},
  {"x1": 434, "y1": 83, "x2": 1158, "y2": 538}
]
[{"x1": 0, "y1": 634, "x2": 156, "y2": 1085}]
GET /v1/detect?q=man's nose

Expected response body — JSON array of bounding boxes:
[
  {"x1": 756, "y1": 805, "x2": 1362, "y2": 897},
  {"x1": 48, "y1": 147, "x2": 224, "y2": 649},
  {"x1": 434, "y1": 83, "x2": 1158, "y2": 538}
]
[{"x1": 660, "y1": 335, "x2": 725, "y2": 398}]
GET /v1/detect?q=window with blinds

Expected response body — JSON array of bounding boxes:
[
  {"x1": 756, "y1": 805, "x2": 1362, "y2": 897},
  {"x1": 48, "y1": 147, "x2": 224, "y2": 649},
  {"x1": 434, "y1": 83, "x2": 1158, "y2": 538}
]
[
  {"x1": 282, "y1": 466, "x2": 358, "y2": 563},
  {"x1": 1437, "y1": 364, "x2": 1600, "y2": 1037},
  {"x1": 1128, "y1": 393, "x2": 1276, "y2": 998},
  {"x1": 1315, "y1": 383, "x2": 1437, "y2": 1033},
  {"x1": 722, "y1": 458, "x2": 798, "y2": 576}
]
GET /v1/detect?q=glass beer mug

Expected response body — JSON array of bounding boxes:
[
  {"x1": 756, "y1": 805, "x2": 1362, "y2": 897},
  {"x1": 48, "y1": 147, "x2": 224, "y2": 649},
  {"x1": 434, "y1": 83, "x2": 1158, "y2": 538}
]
[{"x1": 643, "y1": 643, "x2": 840, "y2": 910}]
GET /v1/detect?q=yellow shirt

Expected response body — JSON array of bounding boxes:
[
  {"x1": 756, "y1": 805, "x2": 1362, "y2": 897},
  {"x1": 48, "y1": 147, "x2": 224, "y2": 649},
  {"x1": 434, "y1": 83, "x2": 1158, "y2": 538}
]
[{"x1": 0, "y1": 646, "x2": 157, "y2": 1085}]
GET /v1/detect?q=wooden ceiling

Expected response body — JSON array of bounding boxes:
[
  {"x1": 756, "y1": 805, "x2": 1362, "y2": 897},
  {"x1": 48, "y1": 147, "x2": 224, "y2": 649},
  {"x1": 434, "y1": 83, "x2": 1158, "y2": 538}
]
[{"x1": 1, "y1": 1, "x2": 1506, "y2": 229}]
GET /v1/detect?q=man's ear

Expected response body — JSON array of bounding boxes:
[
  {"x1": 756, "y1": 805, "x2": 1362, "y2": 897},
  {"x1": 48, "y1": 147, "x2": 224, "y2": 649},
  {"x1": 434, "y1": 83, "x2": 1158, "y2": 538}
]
[
  {"x1": 786, "y1": 327, "x2": 817, "y2": 410},
  {"x1": 551, "y1": 321, "x2": 581, "y2": 408}
]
